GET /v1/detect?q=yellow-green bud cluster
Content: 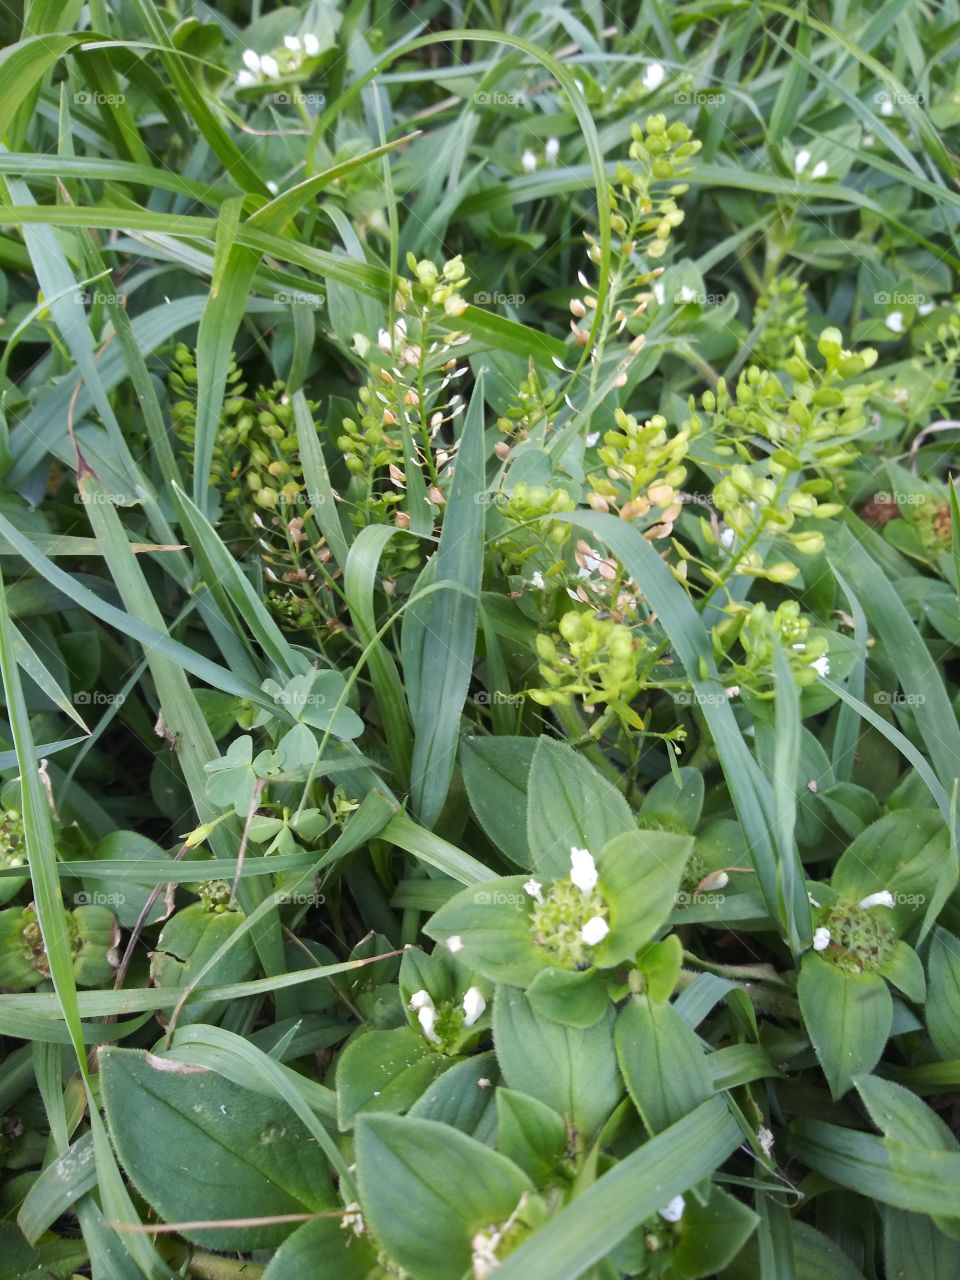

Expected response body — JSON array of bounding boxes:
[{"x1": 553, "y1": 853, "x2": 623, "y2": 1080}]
[
  {"x1": 815, "y1": 901, "x2": 897, "y2": 974},
  {"x1": 496, "y1": 362, "x2": 557, "y2": 440},
  {"x1": 752, "y1": 276, "x2": 809, "y2": 370},
  {"x1": 0, "y1": 904, "x2": 117, "y2": 991},
  {"x1": 530, "y1": 878, "x2": 608, "y2": 969},
  {"x1": 399, "y1": 252, "x2": 471, "y2": 318},
  {"x1": 532, "y1": 610, "x2": 647, "y2": 709},
  {"x1": 199, "y1": 879, "x2": 236, "y2": 913},
  {"x1": 731, "y1": 601, "x2": 829, "y2": 689},
  {"x1": 589, "y1": 409, "x2": 690, "y2": 522}
]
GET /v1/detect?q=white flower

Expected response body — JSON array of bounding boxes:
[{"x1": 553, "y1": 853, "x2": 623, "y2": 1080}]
[
  {"x1": 794, "y1": 149, "x2": 811, "y2": 174},
  {"x1": 266, "y1": 180, "x2": 279, "y2": 195},
  {"x1": 812, "y1": 926, "x2": 832, "y2": 951},
  {"x1": 462, "y1": 987, "x2": 487, "y2": 1026},
  {"x1": 677, "y1": 284, "x2": 697, "y2": 303},
  {"x1": 580, "y1": 916, "x2": 609, "y2": 946},
  {"x1": 545, "y1": 137, "x2": 560, "y2": 164},
  {"x1": 880, "y1": 98, "x2": 894, "y2": 117},
  {"x1": 341, "y1": 1202, "x2": 365, "y2": 1236},
  {"x1": 719, "y1": 526, "x2": 736, "y2": 549},
  {"x1": 242, "y1": 49, "x2": 261, "y2": 73},
  {"x1": 885, "y1": 311, "x2": 905, "y2": 334},
  {"x1": 811, "y1": 160, "x2": 828, "y2": 179},
  {"x1": 284, "y1": 35, "x2": 302, "y2": 51},
  {"x1": 810, "y1": 655, "x2": 830, "y2": 678},
  {"x1": 918, "y1": 302, "x2": 935, "y2": 316},
  {"x1": 303, "y1": 33, "x2": 320, "y2": 56},
  {"x1": 759, "y1": 1126, "x2": 775, "y2": 1158},
  {"x1": 585, "y1": 431, "x2": 600, "y2": 447},
  {"x1": 643, "y1": 62, "x2": 665, "y2": 91},
  {"x1": 858, "y1": 890, "x2": 896, "y2": 910},
  {"x1": 569, "y1": 846, "x2": 599, "y2": 892},
  {"x1": 521, "y1": 149, "x2": 538, "y2": 173},
  {"x1": 863, "y1": 133, "x2": 875, "y2": 148},
  {"x1": 659, "y1": 1195, "x2": 685, "y2": 1223},
  {"x1": 417, "y1": 1005, "x2": 441, "y2": 1044},
  {"x1": 261, "y1": 54, "x2": 280, "y2": 79},
  {"x1": 409, "y1": 989, "x2": 433, "y2": 1011},
  {"x1": 445, "y1": 934, "x2": 464, "y2": 953},
  {"x1": 524, "y1": 878, "x2": 544, "y2": 903},
  {"x1": 529, "y1": 572, "x2": 545, "y2": 591},
  {"x1": 653, "y1": 281, "x2": 665, "y2": 305},
  {"x1": 236, "y1": 70, "x2": 256, "y2": 87}
]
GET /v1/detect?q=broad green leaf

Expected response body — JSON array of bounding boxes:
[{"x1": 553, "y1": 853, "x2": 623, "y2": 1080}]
[
  {"x1": 408, "y1": 1052, "x2": 499, "y2": 1139},
  {"x1": 926, "y1": 927, "x2": 960, "y2": 1059},
  {"x1": 594, "y1": 829, "x2": 693, "y2": 967},
  {"x1": 798, "y1": 955, "x2": 893, "y2": 1098},
  {"x1": 496, "y1": 1088, "x2": 568, "y2": 1185},
  {"x1": 424, "y1": 875, "x2": 547, "y2": 986},
  {"x1": 100, "y1": 1048, "x2": 334, "y2": 1249},
  {"x1": 616, "y1": 996, "x2": 713, "y2": 1133},
  {"x1": 461, "y1": 735, "x2": 536, "y2": 867},
  {"x1": 885, "y1": 1207, "x2": 960, "y2": 1280},
  {"x1": 526, "y1": 735, "x2": 634, "y2": 879},
  {"x1": 263, "y1": 1218, "x2": 378, "y2": 1280},
  {"x1": 355, "y1": 1112, "x2": 532, "y2": 1280},
  {"x1": 526, "y1": 966, "x2": 609, "y2": 1027},
  {"x1": 336, "y1": 1027, "x2": 448, "y2": 1129},
  {"x1": 832, "y1": 811, "x2": 950, "y2": 933}
]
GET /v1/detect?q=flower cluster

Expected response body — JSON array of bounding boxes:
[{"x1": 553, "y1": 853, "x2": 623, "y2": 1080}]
[
  {"x1": 532, "y1": 611, "x2": 653, "y2": 716},
  {"x1": 587, "y1": 408, "x2": 691, "y2": 537},
  {"x1": 408, "y1": 985, "x2": 486, "y2": 1052},
  {"x1": 0, "y1": 904, "x2": 118, "y2": 990},
  {"x1": 235, "y1": 34, "x2": 322, "y2": 89},
  {"x1": 752, "y1": 276, "x2": 809, "y2": 370},
  {"x1": 715, "y1": 600, "x2": 831, "y2": 693},
  {"x1": 526, "y1": 848, "x2": 610, "y2": 969},
  {"x1": 811, "y1": 891, "x2": 897, "y2": 973}
]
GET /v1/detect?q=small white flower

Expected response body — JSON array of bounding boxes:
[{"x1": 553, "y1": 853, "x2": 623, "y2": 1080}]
[
  {"x1": 643, "y1": 62, "x2": 665, "y2": 91},
  {"x1": 242, "y1": 49, "x2": 261, "y2": 73},
  {"x1": 462, "y1": 987, "x2": 487, "y2": 1026},
  {"x1": 341, "y1": 1202, "x2": 365, "y2": 1236},
  {"x1": 863, "y1": 133, "x2": 875, "y2": 148},
  {"x1": 585, "y1": 431, "x2": 600, "y2": 447},
  {"x1": 652, "y1": 281, "x2": 666, "y2": 305},
  {"x1": 284, "y1": 35, "x2": 302, "y2": 51},
  {"x1": 569, "y1": 846, "x2": 599, "y2": 892},
  {"x1": 580, "y1": 916, "x2": 609, "y2": 946},
  {"x1": 810, "y1": 655, "x2": 830, "y2": 678},
  {"x1": 409, "y1": 989, "x2": 434, "y2": 1011},
  {"x1": 303, "y1": 33, "x2": 320, "y2": 56},
  {"x1": 445, "y1": 934, "x2": 464, "y2": 953},
  {"x1": 266, "y1": 180, "x2": 279, "y2": 195},
  {"x1": 885, "y1": 311, "x2": 905, "y2": 334},
  {"x1": 918, "y1": 302, "x2": 935, "y2": 316},
  {"x1": 417, "y1": 1005, "x2": 441, "y2": 1044},
  {"x1": 719, "y1": 526, "x2": 736, "y2": 549},
  {"x1": 880, "y1": 98, "x2": 895, "y2": 117},
  {"x1": 545, "y1": 137, "x2": 560, "y2": 164},
  {"x1": 529, "y1": 572, "x2": 546, "y2": 591},
  {"x1": 659, "y1": 1195, "x2": 685, "y2": 1223},
  {"x1": 794, "y1": 149, "x2": 811, "y2": 174},
  {"x1": 236, "y1": 70, "x2": 256, "y2": 88},
  {"x1": 521, "y1": 149, "x2": 538, "y2": 173},
  {"x1": 677, "y1": 284, "x2": 697, "y2": 303},
  {"x1": 260, "y1": 54, "x2": 280, "y2": 79},
  {"x1": 812, "y1": 926, "x2": 832, "y2": 951},
  {"x1": 858, "y1": 890, "x2": 896, "y2": 910},
  {"x1": 759, "y1": 1126, "x2": 775, "y2": 1158},
  {"x1": 811, "y1": 160, "x2": 828, "y2": 179},
  {"x1": 524, "y1": 878, "x2": 544, "y2": 903}
]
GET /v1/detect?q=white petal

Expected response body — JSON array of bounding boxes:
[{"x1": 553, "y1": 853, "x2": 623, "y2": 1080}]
[
  {"x1": 524, "y1": 878, "x2": 544, "y2": 902},
  {"x1": 408, "y1": 989, "x2": 434, "y2": 1011},
  {"x1": 529, "y1": 572, "x2": 546, "y2": 591},
  {"x1": 266, "y1": 180, "x2": 279, "y2": 195},
  {"x1": 811, "y1": 160, "x2": 828, "y2": 179},
  {"x1": 810, "y1": 655, "x2": 830, "y2": 677},
  {"x1": 918, "y1": 302, "x2": 935, "y2": 316},
  {"x1": 719, "y1": 527, "x2": 736, "y2": 549},
  {"x1": 794, "y1": 149, "x2": 811, "y2": 173},
  {"x1": 812, "y1": 926, "x2": 832, "y2": 951},
  {"x1": 880, "y1": 99, "x2": 894, "y2": 117},
  {"x1": 545, "y1": 137, "x2": 560, "y2": 163},
  {"x1": 303, "y1": 33, "x2": 320, "y2": 55},
  {"x1": 462, "y1": 987, "x2": 487, "y2": 1026},
  {"x1": 236, "y1": 70, "x2": 256, "y2": 87},
  {"x1": 284, "y1": 35, "x2": 302, "y2": 51},
  {"x1": 885, "y1": 311, "x2": 905, "y2": 333},
  {"x1": 242, "y1": 49, "x2": 261, "y2": 72},
  {"x1": 445, "y1": 934, "x2": 464, "y2": 953},
  {"x1": 643, "y1": 62, "x2": 665, "y2": 90},
  {"x1": 417, "y1": 1005, "x2": 441, "y2": 1044},
  {"x1": 858, "y1": 890, "x2": 896, "y2": 910},
  {"x1": 521, "y1": 149, "x2": 538, "y2": 173},
  {"x1": 580, "y1": 916, "x2": 609, "y2": 946},
  {"x1": 585, "y1": 431, "x2": 600, "y2": 446},
  {"x1": 261, "y1": 54, "x2": 280, "y2": 79},
  {"x1": 653, "y1": 281, "x2": 665, "y2": 305},
  {"x1": 659, "y1": 1195, "x2": 685, "y2": 1222},
  {"x1": 569, "y1": 846, "x2": 599, "y2": 892}
]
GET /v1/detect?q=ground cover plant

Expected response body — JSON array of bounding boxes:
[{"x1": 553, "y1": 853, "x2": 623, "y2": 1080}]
[{"x1": 0, "y1": 1, "x2": 960, "y2": 1277}]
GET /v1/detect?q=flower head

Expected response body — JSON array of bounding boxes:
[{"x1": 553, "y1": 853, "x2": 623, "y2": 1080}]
[
  {"x1": 794, "y1": 149, "x2": 811, "y2": 174},
  {"x1": 521, "y1": 149, "x2": 538, "y2": 174},
  {"x1": 885, "y1": 311, "x2": 905, "y2": 334},
  {"x1": 643, "y1": 62, "x2": 665, "y2": 91},
  {"x1": 445, "y1": 934, "x2": 464, "y2": 953},
  {"x1": 812, "y1": 926, "x2": 832, "y2": 951},
  {"x1": 524, "y1": 878, "x2": 544, "y2": 903},
  {"x1": 462, "y1": 987, "x2": 487, "y2": 1027},
  {"x1": 580, "y1": 916, "x2": 609, "y2": 946},
  {"x1": 545, "y1": 137, "x2": 560, "y2": 164},
  {"x1": 810, "y1": 655, "x2": 830, "y2": 678},
  {"x1": 569, "y1": 846, "x2": 599, "y2": 893},
  {"x1": 858, "y1": 890, "x2": 895, "y2": 910}
]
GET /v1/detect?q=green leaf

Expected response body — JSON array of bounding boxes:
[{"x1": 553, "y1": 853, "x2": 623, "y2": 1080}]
[
  {"x1": 526, "y1": 735, "x2": 634, "y2": 880},
  {"x1": 424, "y1": 875, "x2": 547, "y2": 985},
  {"x1": 615, "y1": 996, "x2": 713, "y2": 1133},
  {"x1": 408, "y1": 1052, "x2": 499, "y2": 1139},
  {"x1": 594, "y1": 829, "x2": 693, "y2": 967},
  {"x1": 831, "y1": 811, "x2": 950, "y2": 933},
  {"x1": 885, "y1": 1207, "x2": 960, "y2": 1280},
  {"x1": 926, "y1": 927, "x2": 960, "y2": 1059},
  {"x1": 493, "y1": 985, "x2": 621, "y2": 1138},
  {"x1": 526, "y1": 966, "x2": 609, "y2": 1027},
  {"x1": 355, "y1": 1112, "x2": 532, "y2": 1280},
  {"x1": 461, "y1": 735, "x2": 535, "y2": 867},
  {"x1": 263, "y1": 1218, "x2": 378, "y2": 1280},
  {"x1": 798, "y1": 954, "x2": 893, "y2": 1098},
  {"x1": 336, "y1": 1027, "x2": 448, "y2": 1129},
  {"x1": 100, "y1": 1048, "x2": 334, "y2": 1249},
  {"x1": 496, "y1": 1088, "x2": 568, "y2": 1185},
  {"x1": 149, "y1": 905, "x2": 258, "y2": 1026}
]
